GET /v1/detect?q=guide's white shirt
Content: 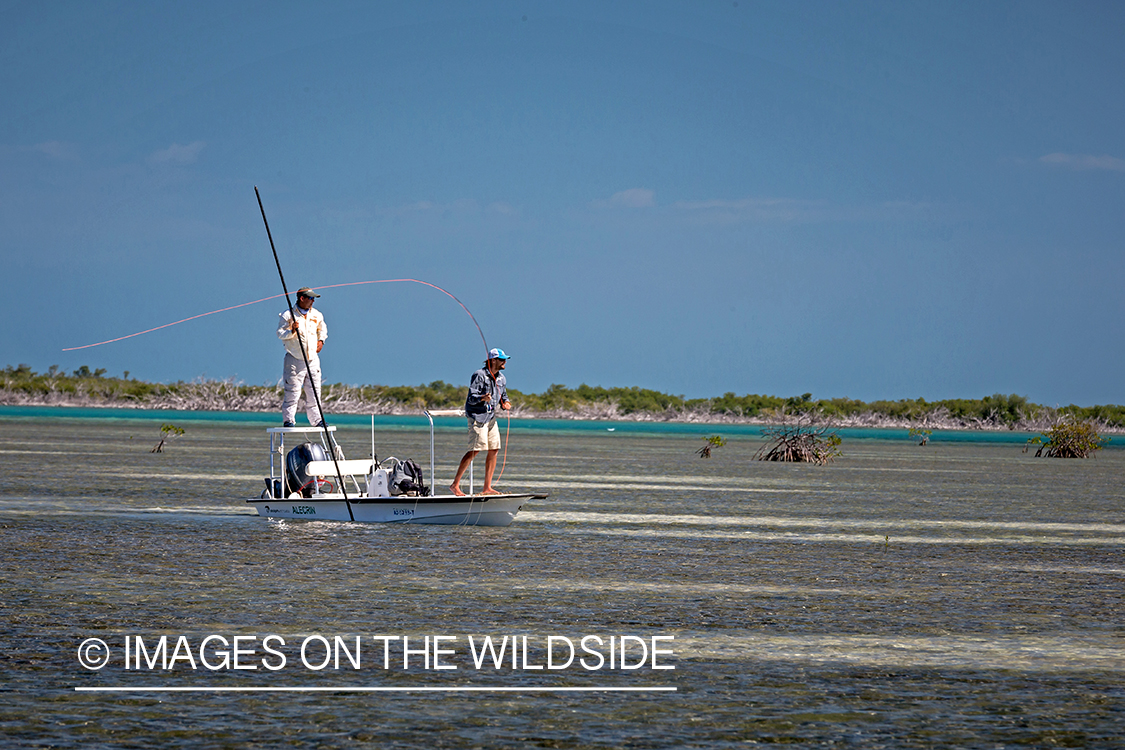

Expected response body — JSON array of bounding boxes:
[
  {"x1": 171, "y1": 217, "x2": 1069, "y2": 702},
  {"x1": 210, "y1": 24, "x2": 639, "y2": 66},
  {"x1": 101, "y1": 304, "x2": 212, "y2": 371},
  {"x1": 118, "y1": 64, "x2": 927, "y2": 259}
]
[{"x1": 277, "y1": 307, "x2": 327, "y2": 365}]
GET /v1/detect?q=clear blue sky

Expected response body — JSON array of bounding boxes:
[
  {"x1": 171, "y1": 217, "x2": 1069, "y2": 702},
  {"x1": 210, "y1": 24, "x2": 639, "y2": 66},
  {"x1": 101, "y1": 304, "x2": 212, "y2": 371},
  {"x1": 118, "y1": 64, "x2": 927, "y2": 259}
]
[{"x1": 3, "y1": 1, "x2": 1123, "y2": 406}]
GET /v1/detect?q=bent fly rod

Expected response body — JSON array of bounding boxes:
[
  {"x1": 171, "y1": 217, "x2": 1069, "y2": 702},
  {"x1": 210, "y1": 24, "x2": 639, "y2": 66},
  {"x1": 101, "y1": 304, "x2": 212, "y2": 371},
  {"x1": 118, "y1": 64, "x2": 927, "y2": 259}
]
[{"x1": 255, "y1": 186, "x2": 353, "y2": 520}]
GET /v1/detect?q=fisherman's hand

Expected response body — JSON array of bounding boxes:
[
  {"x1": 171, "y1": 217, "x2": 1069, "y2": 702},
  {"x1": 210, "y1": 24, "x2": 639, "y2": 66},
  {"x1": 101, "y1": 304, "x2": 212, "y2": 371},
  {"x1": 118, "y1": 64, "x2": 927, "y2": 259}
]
[
  {"x1": 481, "y1": 392, "x2": 491, "y2": 403},
  {"x1": 316, "y1": 341, "x2": 324, "y2": 354},
  {"x1": 501, "y1": 400, "x2": 511, "y2": 410}
]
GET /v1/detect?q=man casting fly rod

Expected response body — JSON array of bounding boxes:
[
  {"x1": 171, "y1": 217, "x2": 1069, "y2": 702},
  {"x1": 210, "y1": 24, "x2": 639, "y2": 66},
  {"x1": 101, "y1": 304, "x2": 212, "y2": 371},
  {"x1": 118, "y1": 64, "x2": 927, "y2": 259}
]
[{"x1": 450, "y1": 348, "x2": 511, "y2": 496}]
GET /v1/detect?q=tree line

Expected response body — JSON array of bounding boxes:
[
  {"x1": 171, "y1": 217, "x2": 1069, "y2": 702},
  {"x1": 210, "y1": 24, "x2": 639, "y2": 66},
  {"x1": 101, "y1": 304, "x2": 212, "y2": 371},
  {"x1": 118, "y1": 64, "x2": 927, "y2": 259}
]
[{"x1": 2, "y1": 364, "x2": 1123, "y2": 429}]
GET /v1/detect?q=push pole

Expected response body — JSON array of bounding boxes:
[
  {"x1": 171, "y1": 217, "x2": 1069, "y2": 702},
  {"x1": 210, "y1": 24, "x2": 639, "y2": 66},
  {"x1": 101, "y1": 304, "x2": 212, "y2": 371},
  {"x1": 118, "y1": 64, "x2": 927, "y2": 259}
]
[{"x1": 255, "y1": 186, "x2": 353, "y2": 520}]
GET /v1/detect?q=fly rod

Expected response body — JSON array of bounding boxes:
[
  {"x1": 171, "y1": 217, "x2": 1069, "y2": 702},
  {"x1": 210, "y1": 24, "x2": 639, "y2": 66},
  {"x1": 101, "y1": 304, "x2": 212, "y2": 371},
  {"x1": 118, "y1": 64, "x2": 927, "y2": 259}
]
[{"x1": 255, "y1": 186, "x2": 353, "y2": 520}]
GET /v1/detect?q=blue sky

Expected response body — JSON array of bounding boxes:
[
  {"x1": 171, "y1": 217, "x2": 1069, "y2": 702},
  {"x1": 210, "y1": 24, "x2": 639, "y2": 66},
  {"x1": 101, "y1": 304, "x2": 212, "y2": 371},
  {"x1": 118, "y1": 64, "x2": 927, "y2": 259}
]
[{"x1": 3, "y1": 1, "x2": 1123, "y2": 406}]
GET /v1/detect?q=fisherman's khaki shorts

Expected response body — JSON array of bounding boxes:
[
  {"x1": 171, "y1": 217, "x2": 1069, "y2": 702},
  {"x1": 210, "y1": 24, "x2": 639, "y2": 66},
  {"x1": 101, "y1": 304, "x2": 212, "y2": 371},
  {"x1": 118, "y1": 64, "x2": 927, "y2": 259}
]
[{"x1": 467, "y1": 418, "x2": 500, "y2": 452}]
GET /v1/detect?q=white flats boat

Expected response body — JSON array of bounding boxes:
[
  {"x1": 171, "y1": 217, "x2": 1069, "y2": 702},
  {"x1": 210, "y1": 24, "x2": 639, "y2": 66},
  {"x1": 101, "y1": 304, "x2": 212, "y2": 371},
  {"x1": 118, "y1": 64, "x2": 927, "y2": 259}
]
[{"x1": 247, "y1": 412, "x2": 546, "y2": 527}]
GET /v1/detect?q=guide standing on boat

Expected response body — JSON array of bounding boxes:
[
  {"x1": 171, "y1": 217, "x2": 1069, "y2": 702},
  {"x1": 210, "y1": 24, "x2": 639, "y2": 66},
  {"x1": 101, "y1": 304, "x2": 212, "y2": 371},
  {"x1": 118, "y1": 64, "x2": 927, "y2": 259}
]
[
  {"x1": 450, "y1": 348, "x2": 511, "y2": 496},
  {"x1": 277, "y1": 287, "x2": 328, "y2": 427}
]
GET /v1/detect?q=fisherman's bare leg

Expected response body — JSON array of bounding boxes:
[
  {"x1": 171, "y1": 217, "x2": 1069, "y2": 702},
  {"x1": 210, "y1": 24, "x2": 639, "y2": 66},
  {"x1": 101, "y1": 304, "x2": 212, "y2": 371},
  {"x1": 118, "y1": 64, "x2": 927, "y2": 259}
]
[
  {"x1": 481, "y1": 448, "x2": 501, "y2": 494},
  {"x1": 449, "y1": 450, "x2": 477, "y2": 496}
]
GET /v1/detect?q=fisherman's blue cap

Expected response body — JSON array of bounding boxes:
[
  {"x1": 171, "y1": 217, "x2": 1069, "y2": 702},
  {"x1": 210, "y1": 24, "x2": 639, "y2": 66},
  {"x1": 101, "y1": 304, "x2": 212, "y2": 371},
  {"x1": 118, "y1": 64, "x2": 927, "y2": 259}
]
[{"x1": 488, "y1": 348, "x2": 510, "y2": 361}]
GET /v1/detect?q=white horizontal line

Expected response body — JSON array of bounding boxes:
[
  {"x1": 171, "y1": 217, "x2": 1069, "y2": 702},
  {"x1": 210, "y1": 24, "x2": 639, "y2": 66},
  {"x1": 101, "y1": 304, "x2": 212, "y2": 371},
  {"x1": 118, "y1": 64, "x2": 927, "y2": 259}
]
[
  {"x1": 528, "y1": 511, "x2": 1125, "y2": 533},
  {"x1": 74, "y1": 686, "x2": 676, "y2": 693}
]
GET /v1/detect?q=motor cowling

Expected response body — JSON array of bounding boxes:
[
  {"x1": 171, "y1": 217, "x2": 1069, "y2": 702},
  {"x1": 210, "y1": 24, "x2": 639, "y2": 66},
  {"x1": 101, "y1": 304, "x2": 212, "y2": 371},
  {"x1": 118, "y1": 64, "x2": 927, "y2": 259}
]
[{"x1": 285, "y1": 442, "x2": 329, "y2": 498}]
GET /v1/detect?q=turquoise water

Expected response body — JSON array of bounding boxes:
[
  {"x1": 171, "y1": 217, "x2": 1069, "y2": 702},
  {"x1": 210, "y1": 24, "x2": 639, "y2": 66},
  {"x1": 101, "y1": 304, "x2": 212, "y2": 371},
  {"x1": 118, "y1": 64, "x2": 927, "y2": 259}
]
[
  {"x1": 2, "y1": 414, "x2": 1123, "y2": 747},
  {"x1": 2, "y1": 404, "x2": 1118, "y2": 445}
]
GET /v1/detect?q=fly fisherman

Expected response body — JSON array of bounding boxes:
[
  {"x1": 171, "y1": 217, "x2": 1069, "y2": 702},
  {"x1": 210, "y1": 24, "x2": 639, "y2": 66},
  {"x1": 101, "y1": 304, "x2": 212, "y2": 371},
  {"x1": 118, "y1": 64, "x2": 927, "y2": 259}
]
[
  {"x1": 450, "y1": 348, "x2": 511, "y2": 496},
  {"x1": 277, "y1": 287, "x2": 328, "y2": 427}
]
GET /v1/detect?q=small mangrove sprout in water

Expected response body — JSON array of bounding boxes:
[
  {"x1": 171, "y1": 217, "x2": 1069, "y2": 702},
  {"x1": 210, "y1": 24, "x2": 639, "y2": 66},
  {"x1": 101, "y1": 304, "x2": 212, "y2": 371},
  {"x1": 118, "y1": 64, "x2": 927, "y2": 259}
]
[
  {"x1": 696, "y1": 434, "x2": 726, "y2": 458},
  {"x1": 756, "y1": 417, "x2": 842, "y2": 465},
  {"x1": 908, "y1": 427, "x2": 933, "y2": 446},
  {"x1": 1025, "y1": 419, "x2": 1108, "y2": 458},
  {"x1": 151, "y1": 423, "x2": 185, "y2": 453}
]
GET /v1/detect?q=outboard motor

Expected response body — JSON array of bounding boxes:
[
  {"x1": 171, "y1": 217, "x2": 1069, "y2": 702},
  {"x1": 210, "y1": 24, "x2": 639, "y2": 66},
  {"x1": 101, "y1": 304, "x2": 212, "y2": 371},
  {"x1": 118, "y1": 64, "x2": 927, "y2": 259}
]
[{"x1": 285, "y1": 442, "x2": 329, "y2": 498}]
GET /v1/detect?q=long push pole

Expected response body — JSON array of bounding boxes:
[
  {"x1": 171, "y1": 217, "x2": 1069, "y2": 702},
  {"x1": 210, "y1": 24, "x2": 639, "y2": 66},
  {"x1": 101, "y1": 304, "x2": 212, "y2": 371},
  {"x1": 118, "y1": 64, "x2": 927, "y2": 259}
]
[{"x1": 255, "y1": 186, "x2": 353, "y2": 520}]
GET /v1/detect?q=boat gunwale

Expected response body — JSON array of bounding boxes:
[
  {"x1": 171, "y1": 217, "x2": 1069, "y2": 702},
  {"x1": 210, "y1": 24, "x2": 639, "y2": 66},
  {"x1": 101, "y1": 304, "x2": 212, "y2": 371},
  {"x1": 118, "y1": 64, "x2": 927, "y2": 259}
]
[{"x1": 246, "y1": 492, "x2": 547, "y2": 505}]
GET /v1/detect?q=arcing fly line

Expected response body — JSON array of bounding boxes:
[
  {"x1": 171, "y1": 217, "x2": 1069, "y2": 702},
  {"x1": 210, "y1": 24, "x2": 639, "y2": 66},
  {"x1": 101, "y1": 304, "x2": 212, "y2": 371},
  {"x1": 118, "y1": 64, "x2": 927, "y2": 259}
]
[
  {"x1": 62, "y1": 278, "x2": 490, "y2": 357},
  {"x1": 63, "y1": 186, "x2": 510, "y2": 494}
]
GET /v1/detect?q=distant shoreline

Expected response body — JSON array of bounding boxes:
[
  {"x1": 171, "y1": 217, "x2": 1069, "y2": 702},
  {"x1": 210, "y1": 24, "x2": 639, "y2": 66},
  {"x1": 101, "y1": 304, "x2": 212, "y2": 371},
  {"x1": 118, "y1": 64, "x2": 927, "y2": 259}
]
[
  {"x1": 4, "y1": 366, "x2": 1123, "y2": 433},
  {"x1": 3, "y1": 388, "x2": 1122, "y2": 434}
]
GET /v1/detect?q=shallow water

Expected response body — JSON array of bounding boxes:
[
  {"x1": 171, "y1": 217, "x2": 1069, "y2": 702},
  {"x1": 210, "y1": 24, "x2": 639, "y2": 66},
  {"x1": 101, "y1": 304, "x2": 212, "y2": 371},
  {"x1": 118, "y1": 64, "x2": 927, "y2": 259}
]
[{"x1": 1, "y1": 417, "x2": 1123, "y2": 748}]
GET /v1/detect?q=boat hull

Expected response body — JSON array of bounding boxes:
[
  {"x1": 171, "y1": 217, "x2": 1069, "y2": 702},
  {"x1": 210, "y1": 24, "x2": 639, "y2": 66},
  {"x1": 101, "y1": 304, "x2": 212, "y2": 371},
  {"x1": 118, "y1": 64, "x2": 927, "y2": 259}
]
[{"x1": 247, "y1": 493, "x2": 542, "y2": 527}]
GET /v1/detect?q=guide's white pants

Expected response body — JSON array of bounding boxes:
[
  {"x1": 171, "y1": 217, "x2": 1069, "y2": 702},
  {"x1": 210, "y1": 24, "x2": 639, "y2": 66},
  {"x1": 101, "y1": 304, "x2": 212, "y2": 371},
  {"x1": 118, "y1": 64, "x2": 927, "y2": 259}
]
[{"x1": 282, "y1": 353, "x2": 323, "y2": 426}]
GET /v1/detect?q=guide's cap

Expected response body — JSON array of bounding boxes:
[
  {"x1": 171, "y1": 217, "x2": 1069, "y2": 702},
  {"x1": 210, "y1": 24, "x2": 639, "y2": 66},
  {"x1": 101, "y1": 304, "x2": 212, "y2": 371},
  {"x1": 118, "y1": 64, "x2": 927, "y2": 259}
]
[
  {"x1": 296, "y1": 288, "x2": 320, "y2": 299},
  {"x1": 487, "y1": 348, "x2": 510, "y2": 361}
]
